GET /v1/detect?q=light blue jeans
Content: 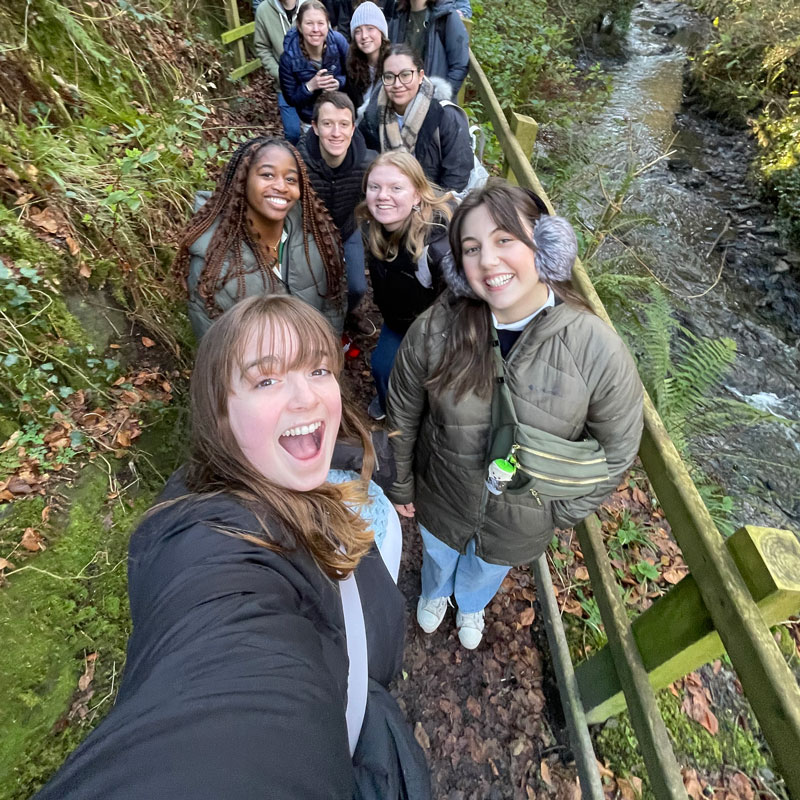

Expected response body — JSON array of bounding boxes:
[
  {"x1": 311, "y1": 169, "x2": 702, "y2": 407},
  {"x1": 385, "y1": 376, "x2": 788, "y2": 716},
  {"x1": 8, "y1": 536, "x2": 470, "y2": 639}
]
[{"x1": 420, "y1": 525, "x2": 511, "y2": 614}]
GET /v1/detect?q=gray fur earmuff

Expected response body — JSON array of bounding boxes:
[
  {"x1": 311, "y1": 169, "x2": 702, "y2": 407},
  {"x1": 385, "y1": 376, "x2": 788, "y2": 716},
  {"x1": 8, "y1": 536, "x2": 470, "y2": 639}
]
[{"x1": 443, "y1": 214, "x2": 578, "y2": 298}]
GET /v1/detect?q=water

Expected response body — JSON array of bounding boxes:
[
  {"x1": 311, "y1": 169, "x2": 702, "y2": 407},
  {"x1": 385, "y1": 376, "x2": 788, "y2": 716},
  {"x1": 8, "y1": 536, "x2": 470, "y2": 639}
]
[{"x1": 562, "y1": 0, "x2": 800, "y2": 530}]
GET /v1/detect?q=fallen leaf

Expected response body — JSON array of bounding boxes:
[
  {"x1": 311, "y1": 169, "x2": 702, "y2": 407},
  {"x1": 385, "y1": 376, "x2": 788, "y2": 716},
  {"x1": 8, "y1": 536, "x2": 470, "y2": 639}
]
[
  {"x1": 0, "y1": 558, "x2": 15, "y2": 570},
  {"x1": 79, "y1": 262, "x2": 92, "y2": 278},
  {"x1": 116, "y1": 430, "x2": 132, "y2": 447},
  {"x1": 109, "y1": 343, "x2": 121, "y2": 350},
  {"x1": 466, "y1": 695, "x2": 481, "y2": 717},
  {"x1": 141, "y1": 336, "x2": 155, "y2": 348},
  {"x1": 414, "y1": 721, "x2": 430, "y2": 749},
  {"x1": 20, "y1": 527, "x2": 46, "y2": 552},
  {"x1": 519, "y1": 606, "x2": 535, "y2": 626},
  {"x1": 728, "y1": 773, "x2": 754, "y2": 800},
  {"x1": 683, "y1": 768, "x2": 704, "y2": 800},
  {"x1": 618, "y1": 776, "x2": 643, "y2": 800},
  {"x1": 595, "y1": 759, "x2": 614, "y2": 779},
  {"x1": 7, "y1": 476, "x2": 34, "y2": 495},
  {"x1": 574, "y1": 565, "x2": 589, "y2": 581},
  {"x1": 540, "y1": 759, "x2": 553, "y2": 788},
  {"x1": 662, "y1": 567, "x2": 686, "y2": 585},
  {"x1": 65, "y1": 235, "x2": 81, "y2": 256},
  {"x1": 78, "y1": 652, "x2": 98, "y2": 692},
  {"x1": 526, "y1": 787, "x2": 536, "y2": 800}
]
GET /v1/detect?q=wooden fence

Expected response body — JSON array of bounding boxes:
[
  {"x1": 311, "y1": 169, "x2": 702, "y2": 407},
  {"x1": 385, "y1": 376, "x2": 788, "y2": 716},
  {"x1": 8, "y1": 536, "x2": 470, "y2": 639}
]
[{"x1": 217, "y1": 8, "x2": 800, "y2": 797}]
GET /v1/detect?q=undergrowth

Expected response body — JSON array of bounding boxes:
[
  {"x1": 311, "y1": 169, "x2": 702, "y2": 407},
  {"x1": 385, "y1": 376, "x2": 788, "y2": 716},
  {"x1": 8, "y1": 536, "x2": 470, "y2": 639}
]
[{"x1": 683, "y1": 0, "x2": 800, "y2": 241}]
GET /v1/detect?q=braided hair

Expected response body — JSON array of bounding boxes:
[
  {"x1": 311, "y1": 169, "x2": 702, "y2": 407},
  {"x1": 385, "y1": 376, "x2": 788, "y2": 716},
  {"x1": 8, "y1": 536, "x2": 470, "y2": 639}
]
[{"x1": 174, "y1": 137, "x2": 344, "y2": 321}]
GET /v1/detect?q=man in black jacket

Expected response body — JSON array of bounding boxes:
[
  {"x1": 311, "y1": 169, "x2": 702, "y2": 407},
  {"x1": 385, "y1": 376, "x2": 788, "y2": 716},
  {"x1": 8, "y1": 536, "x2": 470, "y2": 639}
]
[{"x1": 298, "y1": 92, "x2": 378, "y2": 316}]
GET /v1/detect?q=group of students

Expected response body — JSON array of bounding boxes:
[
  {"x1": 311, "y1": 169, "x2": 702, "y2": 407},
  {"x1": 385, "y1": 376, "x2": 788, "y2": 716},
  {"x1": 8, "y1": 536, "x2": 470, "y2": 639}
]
[{"x1": 34, "y1": 14, "x2": 645, "y2": 798}]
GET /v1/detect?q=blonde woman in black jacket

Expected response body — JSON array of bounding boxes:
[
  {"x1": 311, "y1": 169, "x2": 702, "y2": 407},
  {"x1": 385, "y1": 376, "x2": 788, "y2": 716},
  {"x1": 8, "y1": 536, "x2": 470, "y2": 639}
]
[{"x1": 357, "y1": 151, "x2": 454, "y2": 420}]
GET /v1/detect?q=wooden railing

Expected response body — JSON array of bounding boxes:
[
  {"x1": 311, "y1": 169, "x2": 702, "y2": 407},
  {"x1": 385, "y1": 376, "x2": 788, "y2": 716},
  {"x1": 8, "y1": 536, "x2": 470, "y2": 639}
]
[
  {"x1": 216, "y1": 12, "x2": 800, "y2": 797},
  {"x1": 467, "y1": 48, "x2": 800, "y2": 800}
]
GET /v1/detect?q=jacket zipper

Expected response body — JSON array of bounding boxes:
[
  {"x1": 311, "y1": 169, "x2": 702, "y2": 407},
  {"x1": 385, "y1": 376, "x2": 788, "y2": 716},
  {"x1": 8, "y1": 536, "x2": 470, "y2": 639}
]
[
  {"x1": 511, "y1": 443, "x2": 606, "y2": 466},
  {"x1": 514, "y1": 462, "x2": 607, "y2": 486}
]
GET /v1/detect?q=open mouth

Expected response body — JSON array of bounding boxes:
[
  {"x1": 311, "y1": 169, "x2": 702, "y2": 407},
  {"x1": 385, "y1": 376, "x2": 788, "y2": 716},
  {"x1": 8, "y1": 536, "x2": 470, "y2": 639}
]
[
  {"x1": 485, "y1": 274, "x2": 513, "y2": 289},
  {"x1": 265, "y1": 196, "x2": 289, "y2": 207},
  {"x1": 279, "y1": 420, "x2": 324, "y2": 461}
]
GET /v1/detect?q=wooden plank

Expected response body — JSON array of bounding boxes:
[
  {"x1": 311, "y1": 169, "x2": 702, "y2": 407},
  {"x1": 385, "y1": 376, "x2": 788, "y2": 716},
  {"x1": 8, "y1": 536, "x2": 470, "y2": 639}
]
[
  {"x1": 576, "y1": 526, "x2": 800, "y2": 722},
  {"x1": 223, "y1": 0, "x2": 246, "y2": 68},
  {"x1": 502, "y1": 109, "x2": 538, "y2": 184},
  {"x1": 576, "y1": 516, "x2": 688, "y2": 800},
  {"x1": 222, "y1": 21, "x2": 255, "y2": 44},
  {"x1": 229, "y1": 58, "x2": 262, "y2": 81},
  {"x1": 531, "y1": 555, "x2": 605, "y2": 800}
]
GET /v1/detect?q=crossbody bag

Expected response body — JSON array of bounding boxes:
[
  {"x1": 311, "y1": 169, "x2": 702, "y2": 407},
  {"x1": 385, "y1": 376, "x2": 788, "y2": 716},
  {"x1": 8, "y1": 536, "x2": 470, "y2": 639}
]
[{"x1": 486, "y1": 328, "x2": 609, "y2": 503}]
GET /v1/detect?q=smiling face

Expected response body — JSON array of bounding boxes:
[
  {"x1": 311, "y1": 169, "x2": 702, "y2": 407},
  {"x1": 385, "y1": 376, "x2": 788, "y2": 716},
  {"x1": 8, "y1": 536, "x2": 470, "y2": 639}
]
[
  {"x1": 365, "y1": 164, "x2": 421, "y2": 231},
  {"x1": 299, "y1": 7, "x2": 329, "y2": 51},
  {"x1": 227, "y1": 322, "x2": 342, "y2": 492},
  {"x1": 460, "y1": 204, "x2": 550, "y2": 323},
  {"x1": 312, "y1": 102, "x2": 354, "y2": 164},
  {"x1": 245, "y1": 145, "x2": 301, "y2": 225},
  {"x1": 381, "y1": 53, "x2": 423, "y2": 115},
  {"x1": 354, "y1": 24, "x2": 383, "y2": 58}
]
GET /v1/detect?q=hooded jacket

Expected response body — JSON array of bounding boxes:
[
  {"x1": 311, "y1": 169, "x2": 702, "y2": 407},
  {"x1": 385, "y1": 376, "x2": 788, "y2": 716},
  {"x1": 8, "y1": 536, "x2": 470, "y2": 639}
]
[
  {"x1": 384, "y1": 0, "x2": 469, "y2": 92},
  {"x1": 186, "y1": 192, "x2": 345, "y2": 339},
  {"x1": 386, "y1": 295, "x2": 644, "y2": 566},
  {"x1": 296, "y1": 127, "x2": 377, "y2": 242},
  {"x1": 279, "y1": 27, "x2": 349, "y2": 123},
  {"x1": 33, "y1": 471, "x2": 430, "y2": 799},
  {"x1": 359, "y1": 84, "x2": 473, "y2": 192},
  {"x1": 363, "y1": 211, "x2": 453, "y2": 334},
  {"x1": 254, "y1": 0, "x2": 309, "y2": 82}
]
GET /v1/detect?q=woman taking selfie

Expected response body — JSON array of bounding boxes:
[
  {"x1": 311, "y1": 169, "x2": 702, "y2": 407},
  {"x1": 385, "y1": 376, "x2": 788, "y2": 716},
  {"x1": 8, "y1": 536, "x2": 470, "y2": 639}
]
[
  {"x1": 357, "y1": 151, "x2": 454, "y2": 420},
  {"x1": 345, "y1": 1, "x2": 391, "y2": 121},
  {"x1": 387, "y1": 179, "x2": 643, "y2": 649},
  {"x1": 35, "y1": 296, "x2": 428, "y2": 799},
  {"x1": 280, "y1": 0, "x2": 349, "y2": 126},
  {"x1": 359, "y1": 44, "x2": 472, "y2": 194},
  {"x1": 175, "y1": 136, "x2": 346, "y2": 340}
]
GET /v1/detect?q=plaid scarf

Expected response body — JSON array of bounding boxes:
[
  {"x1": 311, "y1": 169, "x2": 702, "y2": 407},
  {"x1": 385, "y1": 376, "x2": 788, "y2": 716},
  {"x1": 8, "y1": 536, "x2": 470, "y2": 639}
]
[{"x1": 378, "y1": 76, "x2": 435, "y2": 153}]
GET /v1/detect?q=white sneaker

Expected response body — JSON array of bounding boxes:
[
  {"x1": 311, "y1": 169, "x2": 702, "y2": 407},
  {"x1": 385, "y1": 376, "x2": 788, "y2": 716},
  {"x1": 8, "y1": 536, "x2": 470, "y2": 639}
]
[
  {"x1": 456, "y1": 609, "x2": 485, "y2": 649},
  {"x1": 416, "y1": 596, "x2": 450, "y2": 633}
]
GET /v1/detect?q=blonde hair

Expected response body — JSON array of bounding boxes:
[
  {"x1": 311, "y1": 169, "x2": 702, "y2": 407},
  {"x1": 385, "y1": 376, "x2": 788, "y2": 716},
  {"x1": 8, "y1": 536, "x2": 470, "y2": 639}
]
[
  {"x1": 356, "y1": 151, "x2": 453, "y2": 262},
  {"x1": 186, "y1": 295, "x2": 375, "y2": 580}
]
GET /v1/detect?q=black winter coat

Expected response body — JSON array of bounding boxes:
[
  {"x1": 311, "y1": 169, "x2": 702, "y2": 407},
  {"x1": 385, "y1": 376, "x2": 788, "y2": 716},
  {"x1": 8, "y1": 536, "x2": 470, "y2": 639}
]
[
  {"x1": 359, "y1": 96, "x2": 473, "y2": 192},
  {"x1": 34, "y1": 471, "x2": 429, "y2": 799},
  {"x1": 297, "y1": 128, "x2": 377, "y2": 241},
  {"x1": 279, "y1": 27, "x2": 349, "y2": 123},
  {"x1": 383, "y1": 0, "x2": 469, "y2": 92},
  {"x1": 365, "y1": 212, "x2": 453, "y2": 334}
]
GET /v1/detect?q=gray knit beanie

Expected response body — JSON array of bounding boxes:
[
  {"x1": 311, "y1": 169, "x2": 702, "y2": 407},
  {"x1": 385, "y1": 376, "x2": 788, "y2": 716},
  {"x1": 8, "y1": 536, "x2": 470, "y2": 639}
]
[
  {"x1": 442, "y1": 214, "x2": 578, "y2": 299},
  {"x1": 350, "y1": 2, "x2": 388, "y2": 38}
]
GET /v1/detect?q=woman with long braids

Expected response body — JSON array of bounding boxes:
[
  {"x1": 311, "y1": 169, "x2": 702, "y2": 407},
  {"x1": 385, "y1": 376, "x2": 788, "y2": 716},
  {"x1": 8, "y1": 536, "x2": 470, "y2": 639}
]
[
  {"x1": 34, "y1": 295, "x2": 429, "y2": 799},
  {"x1": 387, "y1": 179, "x2": 643, "y2": 650},
  {"x1": 279, "y1": 0, "x2": 349, "y2": 127},
  {"x1": 175, "y1": 136, "x2": 346, "y2": 340}
]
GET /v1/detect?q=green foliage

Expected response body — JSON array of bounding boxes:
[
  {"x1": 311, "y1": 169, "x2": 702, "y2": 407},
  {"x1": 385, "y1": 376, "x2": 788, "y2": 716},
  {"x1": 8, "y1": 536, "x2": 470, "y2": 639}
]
[{"x1": 684, "y1": 0, "x2": 800, "y2": 240}]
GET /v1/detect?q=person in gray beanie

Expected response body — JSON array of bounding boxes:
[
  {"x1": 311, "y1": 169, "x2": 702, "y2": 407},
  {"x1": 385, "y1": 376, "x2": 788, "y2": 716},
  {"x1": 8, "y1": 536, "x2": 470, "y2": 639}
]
[
  {"x1": 385, "y1": 178, "x2": 643, "y2": 650},
  {"x1": 346, "y1": 1, "x2": 391, "y2": 120}
]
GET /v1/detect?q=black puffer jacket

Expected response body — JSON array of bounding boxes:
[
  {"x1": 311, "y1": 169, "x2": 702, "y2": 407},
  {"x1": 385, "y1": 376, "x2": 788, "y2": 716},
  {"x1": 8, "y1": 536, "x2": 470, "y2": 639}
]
[
  {"x1": 384, "y1": 0, "x2": 469, "y2": 92},
  {"x1": 34, "y1": 471, "x2": 429, "y2": 799},
  {"x1": 359, "y1": 95, "x2": 473, "y2": 192},
  {"x1": 365, "y1": 212, "x2": 453, "y2": 334},
  {"x1": 297, "y1": 128, "x2": 377, "y2": 241}
]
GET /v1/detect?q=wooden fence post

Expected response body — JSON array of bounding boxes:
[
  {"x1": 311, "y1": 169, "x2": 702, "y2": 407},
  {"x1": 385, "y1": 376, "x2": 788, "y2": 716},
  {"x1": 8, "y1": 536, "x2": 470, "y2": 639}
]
[
  {"x1": 575, "y1": 526, "x2": 800, "y2": 723},
  {"x1": 501, "y1": 108, "x2": 538, "y2": 185},
  {"x1": 223, "y1": 0, "x2": 247, "y2": 69}
]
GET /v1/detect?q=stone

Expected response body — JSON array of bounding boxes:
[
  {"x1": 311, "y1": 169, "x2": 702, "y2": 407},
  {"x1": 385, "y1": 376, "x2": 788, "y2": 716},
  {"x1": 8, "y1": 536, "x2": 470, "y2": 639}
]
[
  {"x1": 773, "y1": 260, "x2": 791, "y2": 274},
  {"x1": 756, "y1": 224, "x2": 778, "y2": 235},
  {"x1": 652, "y1": 21, "x2": 678, "y2": 36}
]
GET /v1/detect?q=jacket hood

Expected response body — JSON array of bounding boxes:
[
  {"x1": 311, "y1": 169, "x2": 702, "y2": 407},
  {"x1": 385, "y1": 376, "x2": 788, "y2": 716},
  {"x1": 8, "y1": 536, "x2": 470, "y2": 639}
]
[
  {"x1": 428, "y1": 75, "x2": 453, "y2": 103},
  {"x1": 431, "y1": 0, "x2": 459, "y2": 18}
]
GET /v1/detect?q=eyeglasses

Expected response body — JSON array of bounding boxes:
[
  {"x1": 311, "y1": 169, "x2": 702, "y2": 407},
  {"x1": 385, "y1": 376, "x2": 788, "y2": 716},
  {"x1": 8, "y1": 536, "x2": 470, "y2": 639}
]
[{"x1": 381, "y1": 69, "x2": 419, "y2": 86}]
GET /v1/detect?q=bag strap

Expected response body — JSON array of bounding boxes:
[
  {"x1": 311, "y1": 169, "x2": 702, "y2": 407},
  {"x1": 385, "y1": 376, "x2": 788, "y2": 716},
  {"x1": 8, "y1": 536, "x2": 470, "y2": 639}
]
[
  {"x1": 490, "y1": 325, "x2": 520, "y2": 430},
  {"x1": 339, "y1": 573, "x2": 368, "y2": 757}
]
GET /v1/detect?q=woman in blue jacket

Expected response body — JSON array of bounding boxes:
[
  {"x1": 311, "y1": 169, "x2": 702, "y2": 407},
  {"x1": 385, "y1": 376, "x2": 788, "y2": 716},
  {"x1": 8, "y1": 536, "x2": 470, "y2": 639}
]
[{"x1": 280, "y1": 0, "x2": 349, "y2": 124}]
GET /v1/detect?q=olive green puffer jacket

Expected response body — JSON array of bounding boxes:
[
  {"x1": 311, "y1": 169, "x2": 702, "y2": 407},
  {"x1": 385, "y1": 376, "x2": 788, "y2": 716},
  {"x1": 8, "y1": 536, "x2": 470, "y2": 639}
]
[
  {"x1": 386, "y1": 295, "x2": 643, "y2": 566},
  {"x1": 186, "y1": 194, "x2": 345, "y2": 340}
]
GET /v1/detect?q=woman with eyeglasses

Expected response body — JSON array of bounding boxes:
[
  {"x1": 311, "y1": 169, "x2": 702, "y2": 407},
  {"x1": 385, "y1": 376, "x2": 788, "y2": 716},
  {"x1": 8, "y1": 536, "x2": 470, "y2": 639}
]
[{"x1": 359, "y1": 44, "x2": 473, "y2": 194}]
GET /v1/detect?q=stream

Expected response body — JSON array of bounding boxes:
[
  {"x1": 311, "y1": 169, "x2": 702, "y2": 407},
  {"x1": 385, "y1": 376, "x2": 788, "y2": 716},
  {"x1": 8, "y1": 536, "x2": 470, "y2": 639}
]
[{"x1": 556, "y1": 0, "x2": 800, "y2": 531}]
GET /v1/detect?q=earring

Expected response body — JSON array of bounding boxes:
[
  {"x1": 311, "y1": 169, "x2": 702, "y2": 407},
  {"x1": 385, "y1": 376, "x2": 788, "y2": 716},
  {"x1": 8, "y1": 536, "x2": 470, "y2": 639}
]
[{"x1": 412, "y1": 204, "x2": 421, "y2": 213}]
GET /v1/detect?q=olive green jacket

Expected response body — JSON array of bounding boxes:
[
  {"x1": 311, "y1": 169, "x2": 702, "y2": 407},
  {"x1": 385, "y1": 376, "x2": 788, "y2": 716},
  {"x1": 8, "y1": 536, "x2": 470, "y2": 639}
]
[
  {"x1": 386, "y1": 296, "x2": 644, "y2": 566},
  {"x1": 186, "y1": 194, "x2": 345, "y2": 340}
]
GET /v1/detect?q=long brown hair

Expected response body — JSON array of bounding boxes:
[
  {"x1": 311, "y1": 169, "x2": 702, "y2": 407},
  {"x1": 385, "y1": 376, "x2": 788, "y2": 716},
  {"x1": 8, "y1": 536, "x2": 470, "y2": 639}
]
[
  {"x1": 356, "y1": 151, "x2": 453, "y2": 262},
  {"x1": 173, "y1": 137, "x2": 344, "y2": 322},
  {"x1": 186, "y1": 295, "x2": 375, "y2": 580},
  {"x1": 347, "y1": 35, "x2": 391, "y2": 96},
  {"x1": 427, "y1": 180, "x2": 591, "y2": 402}
]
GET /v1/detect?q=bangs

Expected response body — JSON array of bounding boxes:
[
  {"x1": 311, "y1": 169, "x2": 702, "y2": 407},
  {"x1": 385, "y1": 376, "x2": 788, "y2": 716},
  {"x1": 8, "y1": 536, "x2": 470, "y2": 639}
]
[{"x1": 231, "y1": 297, "x2": 343, "y2": 381}]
